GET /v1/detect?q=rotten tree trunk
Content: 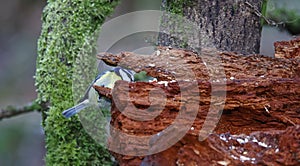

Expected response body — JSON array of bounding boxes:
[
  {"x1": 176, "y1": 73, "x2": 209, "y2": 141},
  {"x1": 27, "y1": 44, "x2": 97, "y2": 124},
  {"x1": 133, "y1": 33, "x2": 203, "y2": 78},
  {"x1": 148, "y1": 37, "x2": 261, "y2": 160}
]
[{"x1": 95, "y1": 38, "x2": 300, "y2": 165}]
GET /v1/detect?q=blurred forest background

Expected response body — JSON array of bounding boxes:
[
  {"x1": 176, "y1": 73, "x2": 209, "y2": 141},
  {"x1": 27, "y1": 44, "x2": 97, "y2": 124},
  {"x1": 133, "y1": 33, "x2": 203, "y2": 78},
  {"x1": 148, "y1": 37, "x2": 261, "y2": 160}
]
[{"x1": 0, "y1": 0, "x2": 299, "y2": 165}]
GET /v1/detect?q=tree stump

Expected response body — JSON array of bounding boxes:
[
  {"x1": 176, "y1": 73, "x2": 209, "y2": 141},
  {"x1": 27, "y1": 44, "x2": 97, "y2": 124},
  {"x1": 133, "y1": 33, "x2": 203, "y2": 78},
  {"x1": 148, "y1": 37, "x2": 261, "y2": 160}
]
[{"x1": 95, "y1": 38, "x2": 300, "y2": 165}]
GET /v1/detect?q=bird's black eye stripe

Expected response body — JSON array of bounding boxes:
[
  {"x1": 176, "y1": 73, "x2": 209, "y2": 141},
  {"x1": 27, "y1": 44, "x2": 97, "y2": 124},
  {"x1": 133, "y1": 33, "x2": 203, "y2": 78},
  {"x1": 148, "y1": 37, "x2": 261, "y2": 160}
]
[{"x1": 114, "y1": 67, "x2": 135, "y2": 81}]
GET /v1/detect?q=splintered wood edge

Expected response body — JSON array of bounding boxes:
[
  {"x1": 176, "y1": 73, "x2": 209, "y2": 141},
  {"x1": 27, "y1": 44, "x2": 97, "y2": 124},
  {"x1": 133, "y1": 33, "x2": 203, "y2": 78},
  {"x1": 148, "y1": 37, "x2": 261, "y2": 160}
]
[
  {"x1": 96, "y1": 47, "x2": 214, "y2": 81},
  {"x1": 93, "y1": 85, "x2": 112, "y2": 99},
  {"x1": 97, "y1": 52, "x2": 121, "y2": 66}
]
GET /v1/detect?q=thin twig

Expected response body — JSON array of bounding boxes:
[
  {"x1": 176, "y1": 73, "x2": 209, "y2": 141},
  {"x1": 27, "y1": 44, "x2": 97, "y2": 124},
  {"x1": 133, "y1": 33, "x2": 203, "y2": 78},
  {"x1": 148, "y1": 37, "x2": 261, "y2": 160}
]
[
  {"x1": 245, "y1": 1, "x2": 284, "y2": 26},
  {"x1": 0, "y1": 101, "x2": 42, "y2": 120}
]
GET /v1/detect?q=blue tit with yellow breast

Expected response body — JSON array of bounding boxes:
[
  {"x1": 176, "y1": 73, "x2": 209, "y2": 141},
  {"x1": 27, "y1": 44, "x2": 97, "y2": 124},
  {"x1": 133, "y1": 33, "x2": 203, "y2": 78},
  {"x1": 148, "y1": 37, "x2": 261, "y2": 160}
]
[{"x1": 62, "y1": 67, "x2": 135, "y2": 118}]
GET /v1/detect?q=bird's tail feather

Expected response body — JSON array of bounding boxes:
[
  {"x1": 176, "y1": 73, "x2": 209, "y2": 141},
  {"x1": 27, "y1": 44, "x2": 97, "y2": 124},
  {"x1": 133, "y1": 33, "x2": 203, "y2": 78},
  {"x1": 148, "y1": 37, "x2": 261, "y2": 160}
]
[{"x1": 62, "y1": 100, "x2": 90, "y2": 118}]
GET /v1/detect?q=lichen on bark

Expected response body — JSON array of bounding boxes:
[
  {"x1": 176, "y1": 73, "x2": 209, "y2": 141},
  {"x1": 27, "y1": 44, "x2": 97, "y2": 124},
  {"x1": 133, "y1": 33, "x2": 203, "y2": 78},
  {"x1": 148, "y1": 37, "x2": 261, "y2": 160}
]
[{"x1": 35, "y1": 0, "x2": 119, "y2": 165}]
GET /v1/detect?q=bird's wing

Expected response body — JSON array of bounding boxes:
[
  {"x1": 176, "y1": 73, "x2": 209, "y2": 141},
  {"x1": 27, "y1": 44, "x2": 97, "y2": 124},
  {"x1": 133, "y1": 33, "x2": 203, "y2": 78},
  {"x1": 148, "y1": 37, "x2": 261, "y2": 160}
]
[{"x1": 62, "y1": 99, "x2": 90, "y2": 118}]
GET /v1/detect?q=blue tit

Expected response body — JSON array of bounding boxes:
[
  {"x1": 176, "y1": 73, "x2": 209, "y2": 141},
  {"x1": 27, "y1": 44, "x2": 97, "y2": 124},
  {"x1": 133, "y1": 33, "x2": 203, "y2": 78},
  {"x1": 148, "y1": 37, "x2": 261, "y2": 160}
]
[{"x1": 62, "y1": 67, "x2": 135, "y2": 118}]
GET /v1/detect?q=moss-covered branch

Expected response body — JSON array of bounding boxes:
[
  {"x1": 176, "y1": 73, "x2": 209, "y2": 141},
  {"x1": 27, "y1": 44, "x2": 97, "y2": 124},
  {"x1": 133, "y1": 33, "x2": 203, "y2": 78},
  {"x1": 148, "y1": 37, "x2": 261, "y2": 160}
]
[
  {"x1": 35, "y1": 0, "x2": 119, "y2": 165},
  {"x1": 0, "y1": 101, "x2": 42, "y2": 121}
]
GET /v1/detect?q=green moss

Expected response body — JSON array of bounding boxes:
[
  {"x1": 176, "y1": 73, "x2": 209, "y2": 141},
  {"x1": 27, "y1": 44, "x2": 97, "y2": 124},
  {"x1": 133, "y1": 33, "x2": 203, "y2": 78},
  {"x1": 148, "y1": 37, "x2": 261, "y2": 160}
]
[
  {"x1": 261, "y1": 0, "x2": 268, "y2": 25},
  {"x1": 266, "y1": 7, "x2": 300, "y2": 35},
  {"x1": 35, "y1": 0, "x2": 119, "y2": 165},
  {"x1": 165, "y1": 0, "x2": 194, "y2": 15}
]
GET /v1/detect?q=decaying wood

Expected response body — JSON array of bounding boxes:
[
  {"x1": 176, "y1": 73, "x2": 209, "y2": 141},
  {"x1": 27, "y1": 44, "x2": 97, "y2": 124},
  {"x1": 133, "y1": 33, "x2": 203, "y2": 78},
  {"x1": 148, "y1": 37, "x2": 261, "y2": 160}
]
[
  {"x1": 274, "y1": 37, "x2": 300, "y2": 59},
  {"x1": 98, "y1": 47, "x2": 300, "y2": 81},
  {"x1": 94, "y1": 44, "x2": 300, "y2": 165},
  {"x1": 111, "y1": 126, "x2": 299, "y2": 166},
  {"x1": 140, "y1": 126, "x2": 300, "y2": 166}
]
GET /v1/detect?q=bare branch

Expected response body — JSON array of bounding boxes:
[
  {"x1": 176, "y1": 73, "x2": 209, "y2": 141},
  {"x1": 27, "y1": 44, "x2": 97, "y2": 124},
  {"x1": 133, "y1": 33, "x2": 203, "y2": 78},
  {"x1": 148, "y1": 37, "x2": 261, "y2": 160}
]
[{"x1": 0, "y1": 101, "x2": 42, "y2": 120}]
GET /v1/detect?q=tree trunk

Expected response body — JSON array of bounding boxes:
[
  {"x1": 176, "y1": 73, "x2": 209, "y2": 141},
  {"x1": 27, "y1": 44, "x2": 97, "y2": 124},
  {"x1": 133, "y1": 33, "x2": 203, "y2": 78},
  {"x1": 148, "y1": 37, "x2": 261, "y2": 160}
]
[
  {"x1": 35, "y1": 0, "x2": 119, "y2": 165},
  {"x1": 159, "y1": 0, "x2": 263, "y2": 54}
]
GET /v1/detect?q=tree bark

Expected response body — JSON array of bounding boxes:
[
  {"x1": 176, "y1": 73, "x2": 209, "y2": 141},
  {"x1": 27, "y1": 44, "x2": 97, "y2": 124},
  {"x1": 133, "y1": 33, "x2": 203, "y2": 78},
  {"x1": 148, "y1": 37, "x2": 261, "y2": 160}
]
[
  {"x1": 96, "y1": 42, "x2": 300, "y2": 165},
  {"x1": 159, "y1": 0, "x2": 263, "y2": 54}
]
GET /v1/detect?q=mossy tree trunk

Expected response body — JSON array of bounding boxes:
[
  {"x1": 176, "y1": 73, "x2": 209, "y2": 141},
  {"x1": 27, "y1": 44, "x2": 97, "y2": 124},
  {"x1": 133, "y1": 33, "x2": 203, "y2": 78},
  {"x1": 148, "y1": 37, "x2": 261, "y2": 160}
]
[
  {"x1": 35, "y1": 0, "x2": 119, "y2": 165},
  {"x1": 159, "y1": 0, "x2": 263, "y2": 54}
]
